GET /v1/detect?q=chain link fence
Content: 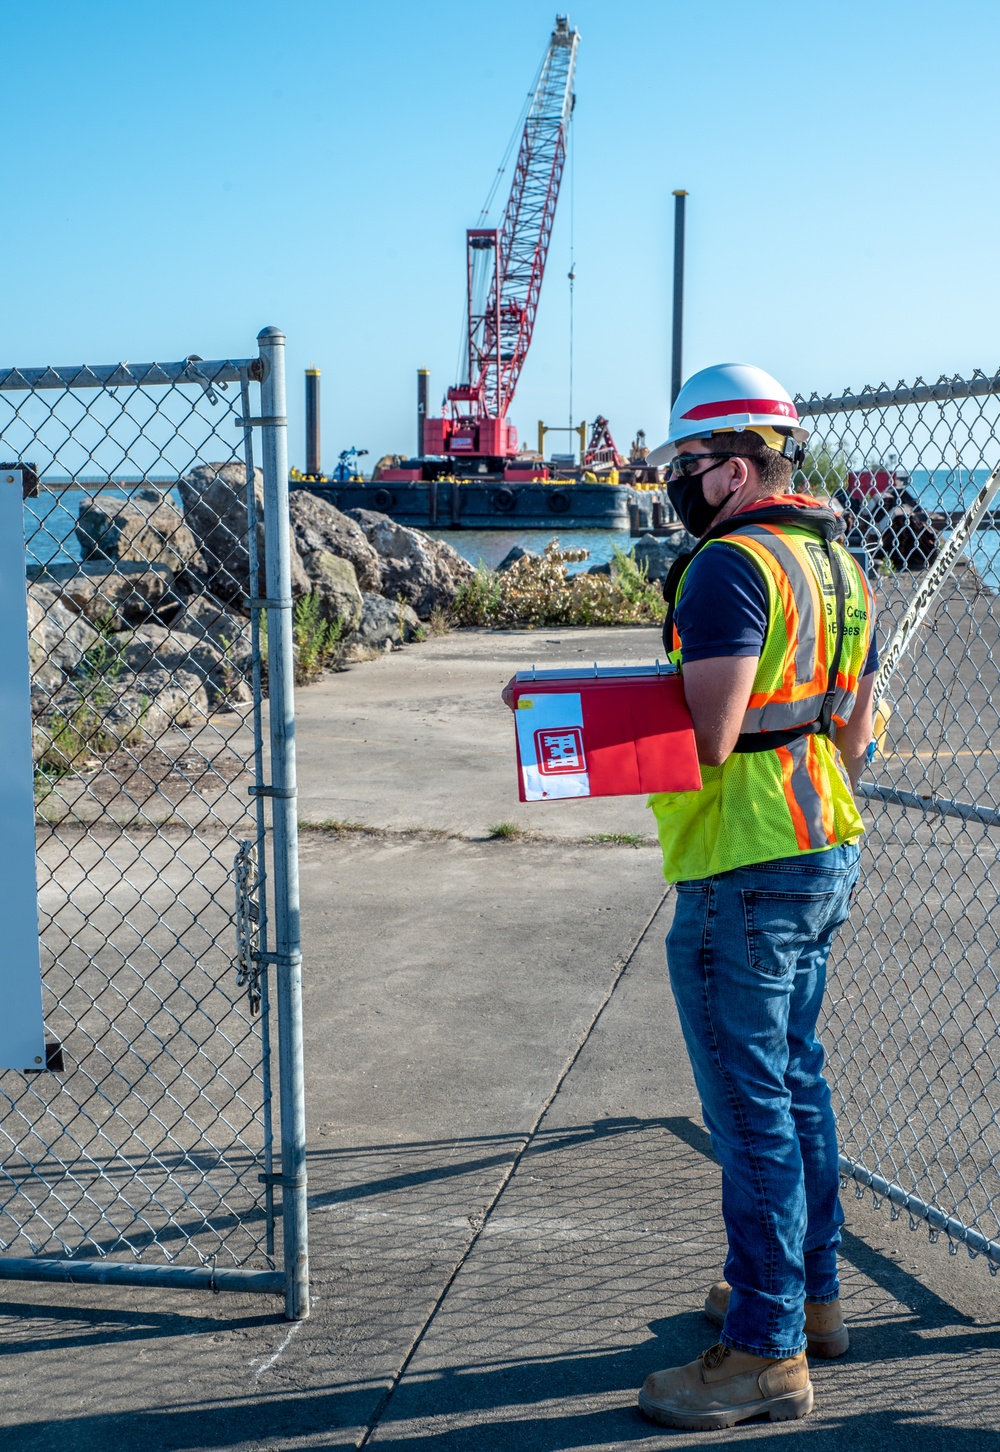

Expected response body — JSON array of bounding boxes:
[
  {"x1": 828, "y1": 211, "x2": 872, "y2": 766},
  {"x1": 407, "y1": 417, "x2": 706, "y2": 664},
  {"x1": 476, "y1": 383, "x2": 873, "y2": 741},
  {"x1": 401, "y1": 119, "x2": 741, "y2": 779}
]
[
  {"x1": 797, "y1": 372, "x2": 1000, "y2": 1273},
  {"x1": 0, "y1": 329, "x2": 308, "y2": 1315}
]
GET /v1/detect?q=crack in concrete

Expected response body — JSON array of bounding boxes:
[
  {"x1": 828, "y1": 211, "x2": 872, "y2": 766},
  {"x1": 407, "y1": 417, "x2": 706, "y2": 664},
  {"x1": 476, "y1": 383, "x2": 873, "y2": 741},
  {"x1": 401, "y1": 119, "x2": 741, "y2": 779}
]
[{"x1": 353, "y1": 885, "x2": 671, "y2": 1449}]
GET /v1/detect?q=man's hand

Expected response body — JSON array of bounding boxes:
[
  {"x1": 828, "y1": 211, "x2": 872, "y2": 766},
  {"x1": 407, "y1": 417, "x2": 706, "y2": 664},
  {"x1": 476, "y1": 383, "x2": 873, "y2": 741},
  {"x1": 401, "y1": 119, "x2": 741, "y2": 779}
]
[{"x1": 681, "y1": 656, "x2": 760, "y2": 767}]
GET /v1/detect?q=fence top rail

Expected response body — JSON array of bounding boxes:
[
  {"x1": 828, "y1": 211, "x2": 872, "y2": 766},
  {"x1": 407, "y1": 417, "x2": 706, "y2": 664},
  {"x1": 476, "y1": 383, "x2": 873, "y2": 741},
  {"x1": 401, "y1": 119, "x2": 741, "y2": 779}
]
[
  {"x1": 796, "y1": 370, "x2": 1000, "y2": 418},
  {"x1": 0, "y1": 356, "x2": 260, "y2": 394}
]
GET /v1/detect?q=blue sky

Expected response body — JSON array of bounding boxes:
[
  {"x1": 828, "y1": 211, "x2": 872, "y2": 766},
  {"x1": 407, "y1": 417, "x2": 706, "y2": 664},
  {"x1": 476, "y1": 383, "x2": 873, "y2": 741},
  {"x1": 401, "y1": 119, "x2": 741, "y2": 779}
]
[{"x1": 4, "y1": 0, "x2": 999, "y2": 470}]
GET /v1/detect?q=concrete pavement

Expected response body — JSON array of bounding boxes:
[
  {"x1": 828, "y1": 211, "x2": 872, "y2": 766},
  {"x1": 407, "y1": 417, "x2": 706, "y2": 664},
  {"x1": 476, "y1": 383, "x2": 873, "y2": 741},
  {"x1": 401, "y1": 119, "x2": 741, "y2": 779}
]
[{"x1": 1, "y1": 626, "x2": 997, "y2": 1450}]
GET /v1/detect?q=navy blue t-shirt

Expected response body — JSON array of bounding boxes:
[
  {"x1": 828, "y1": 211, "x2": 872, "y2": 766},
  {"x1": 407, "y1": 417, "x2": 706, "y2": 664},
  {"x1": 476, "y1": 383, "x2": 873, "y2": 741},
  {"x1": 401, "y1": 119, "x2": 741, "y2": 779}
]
[{"x1": 675, "y1": 541, "x2": 878, "y2": 674}]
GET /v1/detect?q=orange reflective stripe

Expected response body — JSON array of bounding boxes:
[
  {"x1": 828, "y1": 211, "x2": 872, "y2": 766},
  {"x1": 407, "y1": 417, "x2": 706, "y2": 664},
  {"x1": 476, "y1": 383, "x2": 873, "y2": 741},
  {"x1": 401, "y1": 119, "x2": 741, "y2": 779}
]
[
  {"x1": 734, "y1": 527, "x2": 828, "y2": 694},
  {"x1": 776, "y1": 743, "x2": 813, "y2": 851},
  {"x1": 805, "y1": 736, "x2": 838, "y2": 844}
]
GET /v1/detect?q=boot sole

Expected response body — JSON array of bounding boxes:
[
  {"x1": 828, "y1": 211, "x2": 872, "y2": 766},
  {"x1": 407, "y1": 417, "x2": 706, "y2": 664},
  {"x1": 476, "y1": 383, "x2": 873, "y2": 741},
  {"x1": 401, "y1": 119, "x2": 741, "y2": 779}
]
[
  {"x1": 638, "y1": 1383, "x2": 814, "y2": 1431},
  {"x1": 704, "y1": 1298, "x2": 850, "y2": 1359}
]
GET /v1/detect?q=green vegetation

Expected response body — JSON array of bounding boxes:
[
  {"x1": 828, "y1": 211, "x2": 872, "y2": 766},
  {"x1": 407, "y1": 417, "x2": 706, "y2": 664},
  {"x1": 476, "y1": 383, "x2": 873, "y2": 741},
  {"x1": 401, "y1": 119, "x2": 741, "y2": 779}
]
[
  {"x1": 451, "y1": 566, "x2": 503, "y2": 626},
  {"x1": 34, "y1": 613, "x2": 141, "y2": 790},
  {"x1": 451, "y1": 541, "x2": 665, "y2": 629},
  {"x1": 587, "y1": 831, "x2": 649, "y2": 847},
  {"x1": 262, "y1": 592, "x2": 346, "y2": 686},
  {"x1": 795, "y1": 440, "x2": 850, "y2": 498},
  {"x1": 293, "y1": 592, "x2": 345, "y2": 685},
  {"x1": 298, "y1": 818, "x2": 452, "y2": 840},
  {"x1": 488, "y1": 820, "x2": 529, "y2": 840}
]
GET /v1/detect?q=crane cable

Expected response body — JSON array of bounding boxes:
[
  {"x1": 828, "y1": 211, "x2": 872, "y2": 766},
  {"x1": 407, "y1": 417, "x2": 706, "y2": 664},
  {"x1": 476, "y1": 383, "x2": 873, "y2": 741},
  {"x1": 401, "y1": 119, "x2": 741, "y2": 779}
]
[
  {"x1": 477, "y1": 52, "x2": 546, "y2": 225},
  {"x1": 453, "y1": 51, "x2": 547, "y2": 396}
]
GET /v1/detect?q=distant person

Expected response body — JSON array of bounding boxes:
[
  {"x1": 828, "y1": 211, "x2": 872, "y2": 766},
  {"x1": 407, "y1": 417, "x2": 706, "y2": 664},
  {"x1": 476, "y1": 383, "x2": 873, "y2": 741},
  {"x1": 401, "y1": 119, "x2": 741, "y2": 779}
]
[{"x1": 636, "y1": 363, "x2": 877, "y2": 1431}]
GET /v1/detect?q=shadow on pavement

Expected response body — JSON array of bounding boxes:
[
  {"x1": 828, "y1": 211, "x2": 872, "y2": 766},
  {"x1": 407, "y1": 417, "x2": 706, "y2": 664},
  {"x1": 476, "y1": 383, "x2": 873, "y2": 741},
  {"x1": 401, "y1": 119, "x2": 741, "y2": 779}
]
[{"x1": 1, "y1": 1116, "x2": 996, "y2": 1451}]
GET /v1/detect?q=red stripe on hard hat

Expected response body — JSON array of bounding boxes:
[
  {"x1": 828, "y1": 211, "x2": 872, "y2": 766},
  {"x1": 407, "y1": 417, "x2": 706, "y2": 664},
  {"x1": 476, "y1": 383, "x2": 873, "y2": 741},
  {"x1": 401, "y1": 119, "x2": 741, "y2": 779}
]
[{"x1": 682, "y1": 397, "x2": 798, "y2": 422}]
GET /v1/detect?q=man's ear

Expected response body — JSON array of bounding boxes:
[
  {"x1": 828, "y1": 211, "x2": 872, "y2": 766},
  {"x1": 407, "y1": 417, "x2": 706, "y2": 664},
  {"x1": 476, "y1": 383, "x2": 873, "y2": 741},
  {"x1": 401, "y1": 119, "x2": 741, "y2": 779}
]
[{"x1": 728, "y1": 456, "x2": 750, "y2": 494}]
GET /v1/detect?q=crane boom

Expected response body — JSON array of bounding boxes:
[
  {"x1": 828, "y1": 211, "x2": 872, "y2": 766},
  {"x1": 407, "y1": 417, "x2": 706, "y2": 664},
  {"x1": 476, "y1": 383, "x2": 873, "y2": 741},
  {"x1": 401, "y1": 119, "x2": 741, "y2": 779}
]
[
  {"x1": 425, "y1": 15, "x2": 579, "y2": 462},
  {"x1": 481, "y1": 17, "x2": 578, "y2": 417}
]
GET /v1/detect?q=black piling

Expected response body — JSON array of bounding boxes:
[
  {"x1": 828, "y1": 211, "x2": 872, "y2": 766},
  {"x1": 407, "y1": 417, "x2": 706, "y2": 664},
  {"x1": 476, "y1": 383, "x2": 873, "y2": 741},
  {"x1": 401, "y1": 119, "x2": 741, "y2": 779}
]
[{"x1": 305, "y1": 368, "x2": 321, "y2": 477}]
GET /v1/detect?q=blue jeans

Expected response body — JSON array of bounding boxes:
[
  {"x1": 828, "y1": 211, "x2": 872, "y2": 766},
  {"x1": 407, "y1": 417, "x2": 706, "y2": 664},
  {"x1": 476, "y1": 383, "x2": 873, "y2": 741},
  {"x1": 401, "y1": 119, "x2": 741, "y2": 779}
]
[{"x1": 666, "y1": 842, "x2": 860, "y2": 1359}]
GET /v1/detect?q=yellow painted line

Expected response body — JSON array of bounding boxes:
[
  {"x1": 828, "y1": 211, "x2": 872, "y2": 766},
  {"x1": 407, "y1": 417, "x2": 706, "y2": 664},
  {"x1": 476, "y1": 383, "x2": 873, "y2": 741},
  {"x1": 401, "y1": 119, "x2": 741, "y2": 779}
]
[{"x1": 884, "y1": 750, "x2": 985, "y2": 760}]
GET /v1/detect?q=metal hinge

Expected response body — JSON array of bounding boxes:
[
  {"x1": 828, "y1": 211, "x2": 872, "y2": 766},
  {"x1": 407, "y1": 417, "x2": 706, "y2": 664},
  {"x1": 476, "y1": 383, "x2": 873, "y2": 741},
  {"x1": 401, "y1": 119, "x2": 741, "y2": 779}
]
[
  {"x1": 236, "y1": 415, "x2": 287, "y2": 428},
  {"x1": 248, "y1": 785, "x2": 297, "y2": 799},
  {"x1": 252, "y1": 950, "x2": 302, "y2": 968}
]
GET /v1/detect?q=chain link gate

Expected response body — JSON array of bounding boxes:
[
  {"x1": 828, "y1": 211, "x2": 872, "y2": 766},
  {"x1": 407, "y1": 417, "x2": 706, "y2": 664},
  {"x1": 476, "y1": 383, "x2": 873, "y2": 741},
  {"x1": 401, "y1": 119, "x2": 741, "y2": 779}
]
[
  {"x1": 0, "y1": 327, "x2": 308, "y2": 1318},
  {"x1": 797, "y1": 372, "x2": 1000, "y2": 1274}
]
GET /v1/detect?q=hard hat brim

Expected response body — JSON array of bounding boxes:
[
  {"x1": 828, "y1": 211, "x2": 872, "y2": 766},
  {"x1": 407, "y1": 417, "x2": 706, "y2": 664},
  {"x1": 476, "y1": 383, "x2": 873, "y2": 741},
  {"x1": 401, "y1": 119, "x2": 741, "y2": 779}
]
[{"x1": 647, "y1": 417, "x2": 810, "y2": 468}]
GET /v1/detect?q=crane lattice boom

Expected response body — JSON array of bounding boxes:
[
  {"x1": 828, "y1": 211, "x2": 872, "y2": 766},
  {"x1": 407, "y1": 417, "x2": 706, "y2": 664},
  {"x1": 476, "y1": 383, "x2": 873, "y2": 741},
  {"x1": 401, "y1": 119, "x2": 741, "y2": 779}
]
[{"x1": 425, "y1": 15, "x2": 579, "y2": 461}]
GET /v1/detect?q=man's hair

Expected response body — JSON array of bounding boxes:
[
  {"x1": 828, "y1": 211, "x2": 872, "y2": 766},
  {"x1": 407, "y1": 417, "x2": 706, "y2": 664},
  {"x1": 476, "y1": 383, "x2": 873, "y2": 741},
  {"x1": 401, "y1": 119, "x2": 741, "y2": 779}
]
[{"x1": 706, "y1": 430, "x2": 794, "y2": 492}]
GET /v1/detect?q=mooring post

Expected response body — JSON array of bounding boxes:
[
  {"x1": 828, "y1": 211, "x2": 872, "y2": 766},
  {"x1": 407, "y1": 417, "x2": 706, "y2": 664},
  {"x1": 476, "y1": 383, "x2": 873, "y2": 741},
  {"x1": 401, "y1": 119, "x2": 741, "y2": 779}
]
[
  {"x1": 305, "y1": 368, "x2": 321, "y2": 478},
  {"x1": 417, "y1": 369, "x2": 429, "y2": 456},
  {"x1": 671, "y1": 190, "x2": 688, "y2": 407}
]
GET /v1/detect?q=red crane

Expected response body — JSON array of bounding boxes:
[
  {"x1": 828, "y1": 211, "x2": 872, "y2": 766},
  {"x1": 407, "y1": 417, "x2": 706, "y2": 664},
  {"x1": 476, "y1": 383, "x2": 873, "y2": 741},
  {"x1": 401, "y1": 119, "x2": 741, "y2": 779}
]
[{"x1": 423, "y1": 15, "x2": 580, "y2": 463}]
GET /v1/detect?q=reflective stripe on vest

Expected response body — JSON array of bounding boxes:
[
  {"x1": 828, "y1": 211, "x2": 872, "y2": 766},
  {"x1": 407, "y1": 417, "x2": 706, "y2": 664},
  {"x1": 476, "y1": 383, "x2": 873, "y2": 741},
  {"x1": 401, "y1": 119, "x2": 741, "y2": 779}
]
[
  {"x1": 777, "y1": 735, "x2": 838, "y2": 851},
  {"x1": 668, "y1": 520, "x2": 873, "y2": 859},
  {"x1": 671, "y1": 524, "x2": 873, "y2": 737}
]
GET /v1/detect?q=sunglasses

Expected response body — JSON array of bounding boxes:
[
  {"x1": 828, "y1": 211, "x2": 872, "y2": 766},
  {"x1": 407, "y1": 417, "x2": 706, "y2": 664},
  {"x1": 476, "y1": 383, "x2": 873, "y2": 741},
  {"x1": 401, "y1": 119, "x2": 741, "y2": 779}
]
[{"x1": 666, "y1": 451, "x2": 744, "y2": 480}]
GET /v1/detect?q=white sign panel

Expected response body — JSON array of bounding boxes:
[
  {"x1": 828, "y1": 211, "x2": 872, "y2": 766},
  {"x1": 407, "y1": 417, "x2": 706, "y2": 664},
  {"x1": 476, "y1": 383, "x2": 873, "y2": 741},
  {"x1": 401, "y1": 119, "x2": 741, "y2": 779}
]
[
  {"x1": 515, "y1": 691, "x2": 591, "y2": 801},
  {"x1": 0, "y1": 468, "x2": 46, "y2": 1070}
]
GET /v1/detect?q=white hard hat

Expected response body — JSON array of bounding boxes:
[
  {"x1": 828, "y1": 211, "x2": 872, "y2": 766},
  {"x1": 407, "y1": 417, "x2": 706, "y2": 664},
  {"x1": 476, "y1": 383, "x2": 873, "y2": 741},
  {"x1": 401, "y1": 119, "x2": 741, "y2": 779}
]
[{"x1": 647, "y1": 362, "x2": 810, "y2": 466}]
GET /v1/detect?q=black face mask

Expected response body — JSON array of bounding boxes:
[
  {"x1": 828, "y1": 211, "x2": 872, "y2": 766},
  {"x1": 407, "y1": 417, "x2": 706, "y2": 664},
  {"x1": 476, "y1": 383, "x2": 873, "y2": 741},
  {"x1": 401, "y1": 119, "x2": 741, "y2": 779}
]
[{"x1": 667, "y1": 462, "x2": 727, "y2": 537}]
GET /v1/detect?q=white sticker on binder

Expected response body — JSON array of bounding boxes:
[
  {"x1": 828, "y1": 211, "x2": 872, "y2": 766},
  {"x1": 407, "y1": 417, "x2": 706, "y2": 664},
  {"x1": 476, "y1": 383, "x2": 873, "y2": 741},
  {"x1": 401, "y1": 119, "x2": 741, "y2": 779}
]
[{"x1": 516, "y1": 692, "x2": 590, "y2": 800}]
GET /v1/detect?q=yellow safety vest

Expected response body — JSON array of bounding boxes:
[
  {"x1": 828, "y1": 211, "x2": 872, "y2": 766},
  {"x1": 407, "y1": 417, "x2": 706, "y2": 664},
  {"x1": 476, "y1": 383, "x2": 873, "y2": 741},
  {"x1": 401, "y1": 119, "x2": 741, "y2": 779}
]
[{"x1": 649, "y1": 506, "x2": 874, "y2": 883}]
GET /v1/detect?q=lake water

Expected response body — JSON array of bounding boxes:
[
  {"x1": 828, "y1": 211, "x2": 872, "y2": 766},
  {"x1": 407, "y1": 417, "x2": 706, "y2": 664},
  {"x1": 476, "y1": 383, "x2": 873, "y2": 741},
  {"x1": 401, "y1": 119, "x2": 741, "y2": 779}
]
[
  {"x1": 24, "y1": 469, "x2": 1000, "y2": 589},
  {"x1": 432, "y1": 469, "x2": 1000, "y2": 587}
]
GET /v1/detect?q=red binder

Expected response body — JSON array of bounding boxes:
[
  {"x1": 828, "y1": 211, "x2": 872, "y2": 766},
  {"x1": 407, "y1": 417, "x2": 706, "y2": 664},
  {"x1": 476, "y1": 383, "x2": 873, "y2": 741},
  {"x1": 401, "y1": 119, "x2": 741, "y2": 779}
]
[{"x1": 511, "y1": 665, "x2": 702, "y2": 802}]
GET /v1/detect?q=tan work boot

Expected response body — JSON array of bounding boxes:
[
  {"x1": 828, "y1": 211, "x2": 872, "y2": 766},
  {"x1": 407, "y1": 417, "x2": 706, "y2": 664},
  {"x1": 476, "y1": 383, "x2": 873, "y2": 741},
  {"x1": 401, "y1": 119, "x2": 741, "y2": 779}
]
[
  {"x1": 637, "y1": 1341, "x2": 813, "y2": 1431},
  {"x1": 705, "y1": 1279, "x2": 850, "y2": 1358}
]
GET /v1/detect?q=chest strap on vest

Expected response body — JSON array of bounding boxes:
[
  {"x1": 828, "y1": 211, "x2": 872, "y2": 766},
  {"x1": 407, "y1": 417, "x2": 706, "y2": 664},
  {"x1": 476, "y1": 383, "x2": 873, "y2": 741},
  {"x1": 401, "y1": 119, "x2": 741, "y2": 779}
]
[{"x1": 731, "y1": 534, "x2": 847, "y2": 754}]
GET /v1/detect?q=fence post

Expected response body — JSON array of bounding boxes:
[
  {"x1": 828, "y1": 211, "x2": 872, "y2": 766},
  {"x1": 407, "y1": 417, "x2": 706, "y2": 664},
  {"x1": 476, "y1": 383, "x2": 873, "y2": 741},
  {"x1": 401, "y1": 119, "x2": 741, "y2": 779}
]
[{"x1": 257, "y1": 325, "x2": 310, "y2": 1321}]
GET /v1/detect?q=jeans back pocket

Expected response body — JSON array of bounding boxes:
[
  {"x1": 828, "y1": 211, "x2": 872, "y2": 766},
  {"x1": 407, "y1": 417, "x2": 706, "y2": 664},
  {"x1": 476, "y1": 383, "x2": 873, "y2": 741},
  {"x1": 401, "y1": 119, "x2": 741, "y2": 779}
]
[{"x1": 740, "y1": 889, "x2": 839, "y2": 978}]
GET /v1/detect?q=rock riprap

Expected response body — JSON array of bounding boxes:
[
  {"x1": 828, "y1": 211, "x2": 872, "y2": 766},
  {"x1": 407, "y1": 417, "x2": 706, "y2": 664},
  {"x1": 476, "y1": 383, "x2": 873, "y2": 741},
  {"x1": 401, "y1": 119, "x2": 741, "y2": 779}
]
[
  {"x1": 34, "y1": 666, "x2": 211, "y2": 755},
  {"x1": 344, "y1": 592, "x2": 423, "y2": 659},
  {"x1": 109, "y1": 622, "x2": 246, "y2": 708},
  {"x1": 174, "y1": 597, "x2": 252, "y2": 679},
  {"x1": 179, "y1": 462, "x2": 309, "y2": 605},
  {"x1": 28, "y1": 586, "x2": 99, "y2": 679},
  {"x1": 76, "y1": 494, "x2": 203, "y2": 577},
  {"x1": 298, "y1": 552, "x2": 364, "y2": 635},
  {"x1": 345, "y1": 508, "x2": 473, "y2": 617},
  {"x1": 631, "y1": 530, "x2": 693, "y2": 582},
  {"x1": 288, "y1": 490, "x2": 382, "y2": 593},
  {"x1": 50, "y1": 562, "x2": 182, "y2": 630},
  {"x1": 497, "y1": 545, "x2": 541, "y2": 572}
]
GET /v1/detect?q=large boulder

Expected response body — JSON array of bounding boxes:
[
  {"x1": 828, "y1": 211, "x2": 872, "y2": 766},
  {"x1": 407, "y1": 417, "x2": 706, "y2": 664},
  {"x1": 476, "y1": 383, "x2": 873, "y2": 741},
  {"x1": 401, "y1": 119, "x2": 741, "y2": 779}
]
[
  {"x1": 497, "y1": 545, "x2": 540, "y2": 572},
  {"x1": 345, "y1": 508, "x2": 474, "y2": 618},
  {"x1": 173, "y1": 597, "x2": 252, "y2": 676},
  {"x1": 114, "y1": 624, "x2": 223, "y2": 680},
  {"x1": 27, "y1": 585, "x2": 100, "y2": 676},
  {"x1": 632, "y1": 530, "x2": 693, "y2": 582},
  {"x1": 178, "y1": 462, "x2": 310, "y2": 607},
  {"x1": 33, "y1": 668, "x2": 211, "y2": 761},
  {"x1": 76, "y1": 494, "x2": 202, "y2": 575},
  {"x1": 300, "y1": 552, "x2": 363, "y2": 635},
  {"x1": 51, "y1": 563, "x2": 182, "y2": 629},
  {"x1": 344, "y1": 592, "x2": 422, "y2": 659},
  {"x1": 288, "y1": 490, "x2": 382, "y2": 592}
]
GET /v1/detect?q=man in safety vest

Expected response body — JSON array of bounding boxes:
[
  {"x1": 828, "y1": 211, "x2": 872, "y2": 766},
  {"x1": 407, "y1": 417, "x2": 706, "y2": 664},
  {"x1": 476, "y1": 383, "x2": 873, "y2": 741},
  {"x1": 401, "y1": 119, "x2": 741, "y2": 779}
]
[{"x1": 635, "y1": 363, "x2": 876, "y2": 1432}]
